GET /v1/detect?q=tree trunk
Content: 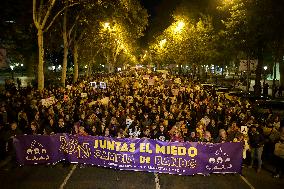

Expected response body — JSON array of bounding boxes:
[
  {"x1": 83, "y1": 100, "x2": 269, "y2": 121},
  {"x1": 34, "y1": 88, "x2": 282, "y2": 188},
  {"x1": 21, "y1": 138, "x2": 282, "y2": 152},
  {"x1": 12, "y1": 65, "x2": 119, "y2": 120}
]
[
  {"x1": 280, "y1": 58, "x2": 284, "y2": 87},
  {"x1": 255, "y1": 51, "x2": 263, "y2": 95},
  {"x1": 107, "y1": 55, "x2": 112, "y2": 73},
  {"x1": 73, "y1": 41, "x2": 79, "y2": 83},
  {"x1": 37, "y1": 29, "x2": 44, "y2": 90},
  {"x1": 61, "y1": 11, "x2": 68, "y2": 87},
  {"x1": 272, "y1": 58, "x2": 277, "y2": 98}
]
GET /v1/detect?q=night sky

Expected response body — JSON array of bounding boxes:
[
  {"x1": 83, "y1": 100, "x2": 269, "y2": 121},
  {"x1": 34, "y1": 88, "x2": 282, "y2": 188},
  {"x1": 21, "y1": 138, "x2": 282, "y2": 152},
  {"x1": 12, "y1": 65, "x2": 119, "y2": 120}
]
[{"x1": 139, "y1": 0, "x2": 181, "y2": 46}]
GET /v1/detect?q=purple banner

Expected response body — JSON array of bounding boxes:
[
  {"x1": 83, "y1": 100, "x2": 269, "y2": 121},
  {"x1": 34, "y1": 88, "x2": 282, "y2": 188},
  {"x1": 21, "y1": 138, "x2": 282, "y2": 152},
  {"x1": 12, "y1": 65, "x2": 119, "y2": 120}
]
[{"x1": 13, "y1": 134, "x2": 243, "y2": 175}]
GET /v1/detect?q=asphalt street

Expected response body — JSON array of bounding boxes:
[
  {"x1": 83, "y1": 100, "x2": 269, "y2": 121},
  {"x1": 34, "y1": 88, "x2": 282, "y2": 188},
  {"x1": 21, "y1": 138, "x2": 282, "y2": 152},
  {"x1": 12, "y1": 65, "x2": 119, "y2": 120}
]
[{"x1": 0, "y1": 163, "x2": 283, "y2": 189}]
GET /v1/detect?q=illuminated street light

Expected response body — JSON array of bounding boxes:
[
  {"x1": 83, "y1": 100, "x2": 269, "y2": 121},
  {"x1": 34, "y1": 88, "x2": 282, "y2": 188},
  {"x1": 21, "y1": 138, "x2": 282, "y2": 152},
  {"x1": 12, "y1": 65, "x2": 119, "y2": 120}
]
[
  {"x1": 263, "y1": 66, "x2": 268, "y2": 84},
  {"x1": 174, "y1": 21, "x2": 185, "y2": 33},
  {"x1": 10, "y1": 65, "x2": 14, "y2": 70},
  {"x1": 159, "y1": 39, "x2": 167, "y2": 48},
  {"x1": 263, "y1": 66, "x2": 268, "y2": 71},
  {"x1": 20, "y1": 64, "x2": 24, "y2": 76}
]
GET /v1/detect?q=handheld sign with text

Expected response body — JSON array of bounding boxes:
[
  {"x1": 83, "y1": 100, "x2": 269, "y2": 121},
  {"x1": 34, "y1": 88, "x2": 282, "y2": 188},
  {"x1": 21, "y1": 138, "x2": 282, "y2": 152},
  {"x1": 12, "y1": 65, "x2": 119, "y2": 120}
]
[
  {"x1": 100, "y1": 82, "x2": 106, "y2": 89},
  {"x1": 90, "y1": 82, "x2": 97, "y2": 88},
  {"x1": 241, "y1": 126, "x2": 248, "y2": 135}
]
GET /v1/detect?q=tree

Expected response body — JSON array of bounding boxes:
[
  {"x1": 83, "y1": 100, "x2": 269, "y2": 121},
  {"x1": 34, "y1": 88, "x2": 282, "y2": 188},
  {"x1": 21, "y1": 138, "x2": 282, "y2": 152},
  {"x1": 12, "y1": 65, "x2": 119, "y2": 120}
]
[
  {"x1": 219, "y1": 0, "x2": 273, "y2": 95},
  {"x1": 0, "y1": 0, "x2": 37, "y2": 76},
  {"x1": 78, "y1": 0, "x2": 148, "y2": 73},
  {"x1": 149, "y1": 13, "x2": 217, "y2": 75},
  {"x1": 32, "y1": 0, "x2": 80, "y2": 90}
]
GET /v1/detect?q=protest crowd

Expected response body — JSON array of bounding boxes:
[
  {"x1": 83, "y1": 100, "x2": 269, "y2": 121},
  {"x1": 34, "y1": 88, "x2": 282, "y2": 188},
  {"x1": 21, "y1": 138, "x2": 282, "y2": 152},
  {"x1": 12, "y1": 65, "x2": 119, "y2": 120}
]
[{"x1": 0, "y1": 70, "x2": 283, "y2": 177}]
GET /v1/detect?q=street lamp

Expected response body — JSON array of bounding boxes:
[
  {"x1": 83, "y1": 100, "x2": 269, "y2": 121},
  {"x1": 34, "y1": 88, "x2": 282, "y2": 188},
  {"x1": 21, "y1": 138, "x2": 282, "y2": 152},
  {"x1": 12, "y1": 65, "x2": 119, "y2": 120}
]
[
  {"x1": 10, "y1": 65, "x2": 14, "y2": 79},
  {"x1": 264, "y1": 66, "x2": 268, "y2": 71},
  {"x1": 263, "y1": 66, "x2": 268, "y2": 84},
  {"x1": 20, "y1": 64, "x2": 24, "y2": 76}
]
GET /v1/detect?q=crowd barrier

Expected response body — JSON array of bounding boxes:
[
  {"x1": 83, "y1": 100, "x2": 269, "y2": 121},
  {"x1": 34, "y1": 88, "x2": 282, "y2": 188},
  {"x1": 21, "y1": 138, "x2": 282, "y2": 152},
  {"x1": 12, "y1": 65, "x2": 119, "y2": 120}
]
[{"x1": 13, "y1": 134, "x2": 243, "y2": 175}]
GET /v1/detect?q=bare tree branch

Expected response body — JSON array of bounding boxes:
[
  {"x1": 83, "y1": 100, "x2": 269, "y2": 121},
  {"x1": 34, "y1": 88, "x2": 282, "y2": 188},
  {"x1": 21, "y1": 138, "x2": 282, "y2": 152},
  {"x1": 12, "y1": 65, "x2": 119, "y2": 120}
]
[
  {"x1": 68, "y1": 14, "x2": 80, "y2": 38},
  {"x1": 41, "y1": 0, "x2": 56, "y2": 28},
  {"x1": 33, "y1": 0, "x2": 40, "y2": 28},
  {"x1": 43, "y1": 2, "x2": 80, "y2": 32}
]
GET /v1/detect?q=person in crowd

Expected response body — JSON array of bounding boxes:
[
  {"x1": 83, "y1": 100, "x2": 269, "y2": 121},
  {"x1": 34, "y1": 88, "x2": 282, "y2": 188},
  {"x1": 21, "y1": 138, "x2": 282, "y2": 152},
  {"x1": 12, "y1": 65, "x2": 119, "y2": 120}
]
[
  {"x1": 104, "y1": 127, "x2": 111, "y2": 137},
  {"x1": 4, "y1": 123, "x2": 22, "y2": 154},
  {"x1": 26, "y1": 121, "x2": 38, "y2": 135},
  {"x1": 273, "y1": 126, "x2": 284, "y2": 178},
  {"x1": 155, "y1": 125, "x2": 169, "y2": 141},
  {"x1": 55, "y1": 118, "x2": 68, "y2": 133},
  {"x1": 78, "y1": 125, "x2": 88, "y2": 136},
  {"x1": 203, "y1": 131, "x2": 213, "y2": 143},
  {"x1": 207, "y1": 119, "x2": 219, "y2": 140},
  {"x1": 0, "y1": 70, "x2": 281, "y2": 173},
  {"x1": 170, "y1": 129, "x2": 184, "y2": 142},
  {"x1": 215, "y1": 129, "x2": 228, "y2": 143},
  {"x1": 227, "y1": 122, "x2": 240, "y2": 142},
  {"x1": 141, "y1": 127, "x2": 151, "y2": 139},
  {"x1": 186, "y1": 131, "x2": 198, "y2": 142},
  {"x1": 235, "y1": 132, "x2": 250, "y2": 162},
  {"x1": 248, "y1": 125, "x2": 265, "y2": 173}
]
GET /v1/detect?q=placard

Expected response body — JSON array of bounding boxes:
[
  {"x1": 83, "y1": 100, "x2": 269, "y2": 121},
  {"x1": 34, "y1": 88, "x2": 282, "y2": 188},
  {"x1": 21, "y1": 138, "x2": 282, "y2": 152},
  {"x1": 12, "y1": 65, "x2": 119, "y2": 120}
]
[
  {"x1": 100, "y1": 82, "x2": 106, "y2": 89},
  {"x1": 90, "y1": 82, "x2": 97, "y2": 88},
  {"x1": 241, "y1": 126, "x2": 248, "y2": 135}
]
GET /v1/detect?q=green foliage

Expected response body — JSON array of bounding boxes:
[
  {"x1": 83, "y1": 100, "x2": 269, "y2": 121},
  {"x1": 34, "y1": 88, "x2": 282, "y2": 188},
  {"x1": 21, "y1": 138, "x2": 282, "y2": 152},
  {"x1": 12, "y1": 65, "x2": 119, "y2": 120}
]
[
  {"x1": 149, "y1": 14, "x2": 217, "y2": 68},
  {"x1": 78, "y1": 0, "x2": 148, "y2": 69}
]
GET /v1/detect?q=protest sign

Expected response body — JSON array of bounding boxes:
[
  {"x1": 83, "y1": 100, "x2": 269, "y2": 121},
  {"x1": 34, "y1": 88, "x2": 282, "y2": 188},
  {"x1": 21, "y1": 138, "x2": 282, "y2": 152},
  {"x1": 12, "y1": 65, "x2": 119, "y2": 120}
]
[
  {"x1": 241, "y1": 126, "x2": 248, "y2": 135},
  {"x1": 126, "y1": 119, "x2": 134, "y2": 128},
  {"x1": 90, "y1": 82, "x2": 97, "y2": 88},
  {"x1": 100, "y1": 82, "x2": 107, "y2": 89},
  {"x1": 14, "y1": 134, "x2": 243, "y2": 176}
]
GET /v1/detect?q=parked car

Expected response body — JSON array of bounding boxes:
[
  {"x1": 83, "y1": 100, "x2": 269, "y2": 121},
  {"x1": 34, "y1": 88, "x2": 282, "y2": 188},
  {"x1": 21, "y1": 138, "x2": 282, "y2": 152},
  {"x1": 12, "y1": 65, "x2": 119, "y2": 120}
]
[
  {"x1": 253, "y1": 100, "x2": 284, "y2": 119},
  {"x1": 225, "y1": 91, "x2": 271, "y2": 102}
]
